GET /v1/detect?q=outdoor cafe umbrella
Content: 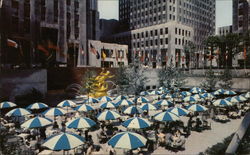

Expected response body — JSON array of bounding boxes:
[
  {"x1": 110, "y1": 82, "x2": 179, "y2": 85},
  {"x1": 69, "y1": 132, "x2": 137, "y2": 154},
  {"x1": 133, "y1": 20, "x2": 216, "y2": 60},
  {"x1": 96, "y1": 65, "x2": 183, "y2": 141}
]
[
  {"x1": 180, "y1": 91, "x2": 192, "y2": 97},
  {"x1": 140, "y1": 103, "x2": 158, "y2": 111},
  {"x1": 6, "y1": 108, "x2": 31, "y2": 117},
  {"x1": 114, "y1": 95, "x2": 127, "y2": 100},
  {"x1": 202, "y1": 93, "x2": 215, "y2": 100},
  {"x1": 190, "y1": 87, "x2": 202, "y2": 94},
  {"x1": 83, "y1": 98, "x2": 99, "y2": 104},
  {"x1": 21, "y1": 116, "x2": 52, "y2": 129},
  {"x1": 213, "y1": 89, "x2": 226, "y2": 95},
  {"x1": 42, "y1": 132, "x2": 85, "y2": 151},
  {"x1": 26, "y1": 102, "x2": 48, "y2": 110},
  {"x1": 161, "y1": 94, "x2": 173, "y2": 99},
  {"x1": 108, "y1": 132, "x2": 147, "y2": 150},
  {"x1": 244, "y1": 92, "x2": 250, "y2": 98},
  {"x1": 150, "y1": 90, "x2": 161, "y2": 95},
  {"x1": 140, "y1": 91, "x2": 150, "y2": 96},
  {"x1": 97, "y1": 110, "x2": 121, "y2": 121},
  {"x1": 43, "y1": 108, "x2": 66, "y2": 116},
  {"x1": 133, "y1": 97, "x2": 149, "y2": 103},
  {"x1": 234, "y1": 95, "x2": 248, "y2": 102},
  {"x1": 167, "y1": 107, "x2": 190, "y2": 116},
  {"x1": 122, "y1": 117, "x2": 151, "y2": 129},
  {"x1": 213, "y1": 99, "x2": 233, "y2": 107},
  {"x1": 186, "y1": 104, "x2": 208, "y2": 112},
  {"x1": 225, "y1": 97, "x2": 240, "y2": 103},
  {"x1": 154, "y1": 111, "x2": 180, "y2": 122},
  {"x1": 57, "y1": 100, "x2": 76, "y2": 108},
  {"x1": 116, "y1": 99, "x2": 134, "y2": 107},
  {"x1": 223, "y1": 90, "x2": 237, "y2": 95},
  {"x1": 100, "y1": 102, "x2": 117, "y2": 109},
  {"x1": 66, "y1": 117, "x2": 96, "y2": 129},
  {"x1": 98, "y1": 96, "x2": 112, "y2": 102},
  {"x1": 123, "y1": 106, "x2": 143, "y2": 115},
  {"x1": 74, "y1": 104, "x2": 94, "y2": 112},
  {"x1": 183, "y1": 96, "x2": 198, "y2": 103},
  {"x1": 154, "y1": 100, "x2": 173, "y2": 107},
  {"x1": 0, "y1": 101, "x2": 17, "y2": 109}
]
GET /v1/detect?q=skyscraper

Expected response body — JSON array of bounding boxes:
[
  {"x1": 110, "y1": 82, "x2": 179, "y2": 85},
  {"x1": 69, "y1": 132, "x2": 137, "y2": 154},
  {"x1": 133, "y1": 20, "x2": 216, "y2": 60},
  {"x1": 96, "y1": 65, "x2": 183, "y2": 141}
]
[
  {"x1": 114, "y1": 0, "x2": 216, "y2": 68},
  {"x1": 233, "y1": 0, "x2": 250, "y2": 34},
  {"x1": 0, "y1": 0, "x2": 99, "y2": 68}
]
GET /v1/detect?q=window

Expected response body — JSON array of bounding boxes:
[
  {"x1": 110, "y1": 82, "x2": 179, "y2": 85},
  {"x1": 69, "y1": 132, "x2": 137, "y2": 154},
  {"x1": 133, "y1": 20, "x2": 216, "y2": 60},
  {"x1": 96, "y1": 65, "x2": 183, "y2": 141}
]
[
  {"x1": 165, "y1": 28, "x2": 168, "y2": 34},
  {"x1": 155, "y1": 39, "x2": 158, "y2": 45},
  {"x1": 160, "y1": 29, "x2": 163, "y2": 35},
  {"x1": 155, "y1": 30, "x2": 158, "y2": 35},
  {"x1": 160, "y1": 39, "x2": 163, "y2": 45},
  {"x1": 175, "y1": 28, "x2": 177, "y2": 34},
  {"x1": 165, "y1": 38, "x2": 168, "y2": 44},
  {"x1": 175, "y1": 38, "x2": 177, "y2": 44}
]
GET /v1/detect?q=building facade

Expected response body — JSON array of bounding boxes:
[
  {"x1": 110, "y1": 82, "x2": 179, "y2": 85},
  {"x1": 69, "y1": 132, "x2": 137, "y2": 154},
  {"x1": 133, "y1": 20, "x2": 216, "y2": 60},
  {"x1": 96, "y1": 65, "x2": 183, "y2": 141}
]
[
  {"x1": 0, "y1": 0, "x2": 99, "y2": 68},
  {"x1": 114, "y1": 0, "x2": 216, "y2": 68},
  {"x1": 218, "y1": 25, "x2": 233, "y2": 36},
  {"x1": 233, "y1": 0, "x2": 250, "y2": 34},
  {"x1": 88, "y1": 40, "x2": 128, "y2": 68}
]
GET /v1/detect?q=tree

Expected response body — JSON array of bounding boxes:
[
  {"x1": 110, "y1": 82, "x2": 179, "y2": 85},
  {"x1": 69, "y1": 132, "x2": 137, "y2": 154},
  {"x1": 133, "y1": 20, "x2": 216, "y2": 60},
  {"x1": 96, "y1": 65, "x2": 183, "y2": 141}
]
[
  {"x1": 184, "y1": 41, "x2": 196, "y2": 70},
  {"x1": 204, "y1": 36, "x2": 220, "y2": 68},
  {"x1": 200, "y1": 68, "x2": 218, "y2": 91},
  {"x1": 158, "y1": 63, "x2": 186, "y2": 91},
  {"x1": 127, "y1": 56, "x2": 148, "y2": 96},
  {"x1": 225, "y1": 33, "x2": 241, "y2": 68},
  {"x1": 218, "y1": 68, "x2": 233, "y2": 90},
  {"x1": 114, "y1": 64, "x2": 130, "y2": 95},
  {"x1": 80, "y1": 70, "x2": 97, "y2": 101}
]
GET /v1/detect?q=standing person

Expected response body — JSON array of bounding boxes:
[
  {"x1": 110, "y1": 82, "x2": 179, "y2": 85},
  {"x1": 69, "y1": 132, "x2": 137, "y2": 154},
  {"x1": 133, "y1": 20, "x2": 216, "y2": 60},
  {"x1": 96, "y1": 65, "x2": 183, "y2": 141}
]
[{"x1": 61, "y1": 122, "x2": 66, "y2": 132}]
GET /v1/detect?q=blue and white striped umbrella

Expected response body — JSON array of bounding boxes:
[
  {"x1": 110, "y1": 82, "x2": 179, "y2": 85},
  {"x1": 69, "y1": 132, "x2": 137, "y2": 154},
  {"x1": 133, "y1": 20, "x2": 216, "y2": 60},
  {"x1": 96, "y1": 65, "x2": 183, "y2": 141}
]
[
  {"x1": 202, "y1": 93, "x2": 215, "y2": 99},
  {"x1": 180, "y1": 91, "x2": 192, "y2": 97},
  {"x1": 97, "y1": 110, "x2": 121, "y2": 121},
  {"x1": 98, "y1": 96, "x2": 112, "y2": 102},
  {"x1": 186, "y1": 104, "x2": 207, "y2": 112},
  {"x1": 133, "y1": 97, "x2": 149, "y2": 103},
  {"x1": 155, "y1": 100, "x2": 173, "y2": 107},
  {"x1": 150, "y1": 90, "x2": 161, "y2": 95},
  {"x1": 223, "y1": 90, "x2": 237, "y2": 95},
  {"x1": 214, "y1": 89, "x2": 226, "y2": 95},
  {"x1": 154, "y1": 111, "x2": 180, "y2": 122},
  {"x1": 6, "y1": 108, "x2": 31, "y2": 117},
  {"x1": 26, "y1": 102, "x2": 48, "y2": 110},
  {"x1": 0, "y1": 101, "x2": 17, "y2": 109},
  {"x1": 108, "y1": 132, "x2": 147, "y2": 149},
  {"x1": 116, "y1": 99, "x2": 134, "y2": 107},
  {"x1": 140, "y1": 91, "x2": 150, "y2": 96},
  {"x1": 21, "y1": 116, "x2": 52, "y2": 129},
  {"x1": 244, "y1": 92, "x2": 250, "y2": 98},
  {"x1": 234, "y1": 95, "x2": 247, "y2": 102},
  {"x1": 66, "y1": 117, "x2": 96, "y2": 129},
  {"x1": 183, "y1": 96, "x2": 198, "y2": 103},
  {"x1": 161, "y1": 94, "x2": 173, "y2": 99},
  {"x1": 74, "y1": 104, "x2": 94, "y2": 112},
  {"x1": 83, "y1": 98, "x2": 99, "y2": 104},
  {"x1": 225, "y1": 97, "x2": 240, "y2": 103},
  {"x1": 213, "y1": 99, "x2": 233, "y2": 107},
  {"x1": 123, "y1": 106, "x2": 143, "y2": 115},
  {"x1": 192, "y1": 94, "x2": 205, "y2": 99},
  {"x1": 122, "y1": 117, "x2": 151, "y2": 129},
  {"x1": 140, "y1": 103, "x2": 157, "y2": 111},
  {"x1": 57, "y1": 100, "x2": 76, "y2": 107},
  {"x1": 42, "y1": 132, "x2": 85, "y2": 151},
  {"x1": 190, "y1": 87, "x2": 202, "y2": 94},
  {"x1": 167, "y1": 107, "x2": 190, "y2": 116},
  {"x1": 100, "y1": 102, "x2": 117, "y2": 109},
  {"x1": 43, "y1": 108, "x2": 66, "y2": 116},
  {"x1": 114, "y1": 95, "x2": 127, "y2": 100}
]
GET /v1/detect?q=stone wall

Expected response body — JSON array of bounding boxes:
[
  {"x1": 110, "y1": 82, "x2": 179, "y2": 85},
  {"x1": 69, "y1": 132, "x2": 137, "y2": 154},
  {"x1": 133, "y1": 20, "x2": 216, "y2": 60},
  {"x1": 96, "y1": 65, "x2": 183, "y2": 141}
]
[{"x1": 0, "y1": 69, "x2": 47, "y2": 101}]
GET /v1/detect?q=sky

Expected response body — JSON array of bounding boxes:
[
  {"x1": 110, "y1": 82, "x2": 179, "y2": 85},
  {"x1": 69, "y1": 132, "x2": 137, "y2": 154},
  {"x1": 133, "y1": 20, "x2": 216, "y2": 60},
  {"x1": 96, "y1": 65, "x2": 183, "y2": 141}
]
[{"x1": 98, "y1": 0, "x2": 233, "y2": 33}]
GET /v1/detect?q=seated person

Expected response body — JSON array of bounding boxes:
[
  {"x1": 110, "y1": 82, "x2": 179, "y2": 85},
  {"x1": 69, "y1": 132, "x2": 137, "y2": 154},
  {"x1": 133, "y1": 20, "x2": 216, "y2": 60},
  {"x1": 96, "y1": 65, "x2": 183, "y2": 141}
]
[
  {"x1": 170, "y1": 130, "x2": 186, "y2": 149},
  {"x1": 165, "y1": 133, "x2": 173, "y2": 147},
  {"x1": 195, "y1": 118, "x2": 202, "y2": 132},
  {"x1": 53, "y1": 121, "x2": 59, "y2": 129}
]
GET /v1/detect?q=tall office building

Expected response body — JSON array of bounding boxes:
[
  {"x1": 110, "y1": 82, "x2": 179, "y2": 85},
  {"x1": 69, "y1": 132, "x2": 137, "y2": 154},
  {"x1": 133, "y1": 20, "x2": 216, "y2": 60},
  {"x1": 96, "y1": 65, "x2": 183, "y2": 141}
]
[
  {"x1": 0, "y1": 0, "x2": 99, "y2": 68},
  {"x1": 114, "y1": 0, "x2": 216, "y2": 68},
  {"x1": 233, "y1": 0, "x2": 250, "y2": 34}
]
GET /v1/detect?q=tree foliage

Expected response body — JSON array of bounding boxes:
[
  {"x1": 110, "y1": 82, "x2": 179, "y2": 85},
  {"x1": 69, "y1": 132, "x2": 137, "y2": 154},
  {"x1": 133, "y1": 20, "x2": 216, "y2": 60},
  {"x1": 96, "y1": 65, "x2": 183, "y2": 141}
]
[
  {"x1": 80, "y1": 70, "x2": 97, "y2": 95},
  {"x1": 218, "y1": 68, "x2": 233, "y2": 90},
  {"x1": 127, "y1": 57, "x2": 149, "y2": 96},
  {"x1": 158, "y1": 63, "x2": 186, "y2": 90},
  {"x1": 200, "y1": 69, "x2": 218, "y2": 91},
  {"x1": 114, "y1": 65, "x2": 130, "y2": 95}
]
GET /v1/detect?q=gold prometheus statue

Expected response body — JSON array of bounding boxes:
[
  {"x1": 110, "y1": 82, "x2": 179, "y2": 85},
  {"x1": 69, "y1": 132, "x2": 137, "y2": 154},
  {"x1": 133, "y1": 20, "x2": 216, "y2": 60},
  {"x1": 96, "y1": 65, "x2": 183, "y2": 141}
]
[{"x1": 89, "y1": 68, "x2": 114, "y2": 98}]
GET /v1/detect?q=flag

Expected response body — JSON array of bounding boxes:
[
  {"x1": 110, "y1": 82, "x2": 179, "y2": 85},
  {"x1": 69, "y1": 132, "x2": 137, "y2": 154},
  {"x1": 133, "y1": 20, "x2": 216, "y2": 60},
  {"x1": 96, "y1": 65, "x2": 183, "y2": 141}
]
[
  {"x1": 37, "y1": 44, "x2": 49, "y2": 56},
  {"x1": 182, "y1": 56, "x2": 185, "y2": 62},
  {"x1": 7, "y1": 39, "x2": 18, "y2": 48},
  {"x1": 208, "y1": 55, "x2": 213, "y2": 61},
  {"x1": 225, "y1": 52, "x2": 228, "y2": 60},
  {"x1": 101, "y1": 48, "x2": 106, "y2": 60},
  {"x1": 81, "y1": 45, "x2": 85, "y2": 55},
  {"x1": 90, "y1": 43, "x2": 97, "y2": 55},
  {"x1": 243, "y1": 47, "x2": 247, "y2": 60},
  {"x1": 216, "y1": 49, "x2": 220, "y2": 55},
  {"x1": 176, "y1": 53, "x2": 179, "y2": 63},
  {"x1": 165, "y1": 56, "x2": 168, "y2": 63},
  {"x1": 140, "y1": 52, "x2": 144, "y2": 62},
  {"x1": 48, "y1": 41, "x2": 60, "y2": 51},
  {"x1": 115, "y1": 49, "x2": 118, "y2": 61}
]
